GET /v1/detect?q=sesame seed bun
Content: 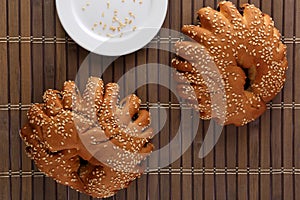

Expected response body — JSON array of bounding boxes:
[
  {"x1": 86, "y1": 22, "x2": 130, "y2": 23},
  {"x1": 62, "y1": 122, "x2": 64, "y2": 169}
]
[
  {"x1": 172, "y1": 1, "x2": 288, "y2": 126},
  {"x1": 20, "y1": 77, "x2": 154, "y2": 198}
]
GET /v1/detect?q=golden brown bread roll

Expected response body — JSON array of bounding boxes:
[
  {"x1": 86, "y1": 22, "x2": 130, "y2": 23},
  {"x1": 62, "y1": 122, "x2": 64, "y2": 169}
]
[
  {"x1": 172, "y1": 1, "x2": 288, "y2": 126},
  {"x1": 20, "y1": 77, "x2": 154, "y2": 198}
]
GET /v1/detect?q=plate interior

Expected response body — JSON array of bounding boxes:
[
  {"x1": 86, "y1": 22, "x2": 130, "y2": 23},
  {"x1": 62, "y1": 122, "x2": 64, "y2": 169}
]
[{"x1": 73, "y1": 0, "x2": 152, "y2": 41}]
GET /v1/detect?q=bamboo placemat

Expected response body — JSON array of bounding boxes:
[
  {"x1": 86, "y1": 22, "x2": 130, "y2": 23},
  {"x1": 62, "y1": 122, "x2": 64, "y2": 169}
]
[{"x1": 0, "y1": 0, "x2": 300, "y2": 199}]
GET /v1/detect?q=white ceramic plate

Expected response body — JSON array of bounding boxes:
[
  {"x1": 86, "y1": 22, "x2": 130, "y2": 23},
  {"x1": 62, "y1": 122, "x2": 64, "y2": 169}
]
[{"x1": 56, "y1": 0, "x2": 168, "y2": 56}]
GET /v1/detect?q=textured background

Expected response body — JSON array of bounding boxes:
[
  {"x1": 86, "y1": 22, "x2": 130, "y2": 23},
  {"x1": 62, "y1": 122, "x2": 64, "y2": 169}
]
[{"x1": 0, "y1": 0, "x2": 300, "y2": 199}]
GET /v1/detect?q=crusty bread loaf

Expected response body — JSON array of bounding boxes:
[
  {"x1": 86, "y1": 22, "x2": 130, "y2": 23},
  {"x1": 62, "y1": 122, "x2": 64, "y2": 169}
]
[
  {"x1": 172, "y1": 1, "x2": 288, "y2": 126},
  {"x1": 20, "y1": 77, "x2": 154, "y2": 198}
]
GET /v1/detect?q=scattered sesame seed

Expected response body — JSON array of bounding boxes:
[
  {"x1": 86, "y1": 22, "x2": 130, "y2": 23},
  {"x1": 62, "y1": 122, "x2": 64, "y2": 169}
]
[
  {"x1": 129, "y1": 11, "x2": 135, "y2": 18},
  {"x1": 110, "y1": 26, "x2": 116, "y2": 31}
]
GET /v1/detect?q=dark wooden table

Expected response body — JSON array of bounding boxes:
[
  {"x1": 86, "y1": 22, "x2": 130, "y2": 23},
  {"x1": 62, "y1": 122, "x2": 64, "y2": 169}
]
[{"x1": 0, "y1": 0, "x2": 299, "y2": 199}]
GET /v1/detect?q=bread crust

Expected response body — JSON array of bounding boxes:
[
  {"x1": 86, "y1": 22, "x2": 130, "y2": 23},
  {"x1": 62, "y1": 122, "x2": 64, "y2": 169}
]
[
  {"x1": 20, "y1": 77, "x2": 154, "y2": 198},
  {"x1": 172, "y1": 1, "x2": 288, "y2": 126}
]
